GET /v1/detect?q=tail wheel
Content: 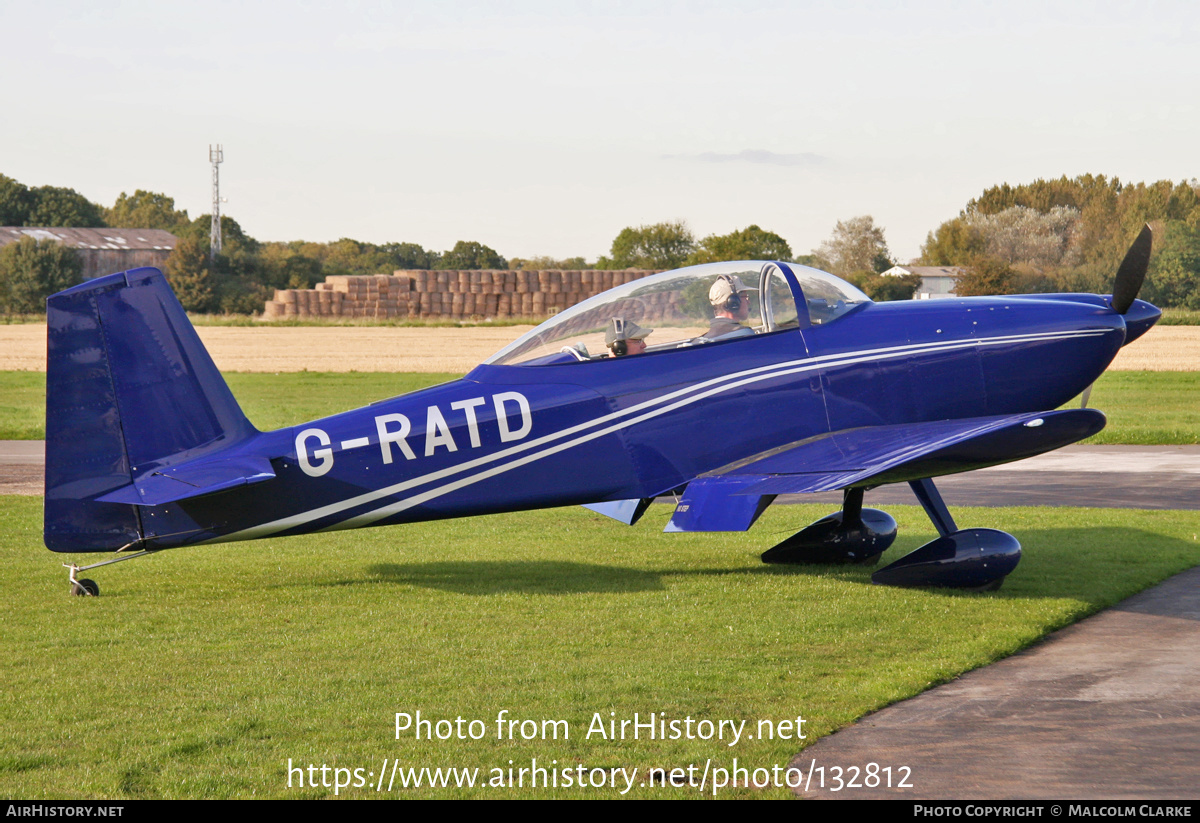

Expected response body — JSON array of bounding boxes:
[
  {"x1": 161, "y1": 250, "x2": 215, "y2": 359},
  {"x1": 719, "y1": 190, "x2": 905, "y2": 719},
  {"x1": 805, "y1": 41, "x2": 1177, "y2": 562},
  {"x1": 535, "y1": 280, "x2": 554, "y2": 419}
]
[{"x1": 71, "y1": 578, "x2": 99, "y2": 597}]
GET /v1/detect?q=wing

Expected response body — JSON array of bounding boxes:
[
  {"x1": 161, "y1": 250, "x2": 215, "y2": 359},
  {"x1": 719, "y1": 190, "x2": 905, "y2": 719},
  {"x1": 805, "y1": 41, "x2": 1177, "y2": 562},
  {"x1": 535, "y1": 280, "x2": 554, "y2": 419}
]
[{"x1": 664, "y1": 408, "x2": 1105, "y2": 532}]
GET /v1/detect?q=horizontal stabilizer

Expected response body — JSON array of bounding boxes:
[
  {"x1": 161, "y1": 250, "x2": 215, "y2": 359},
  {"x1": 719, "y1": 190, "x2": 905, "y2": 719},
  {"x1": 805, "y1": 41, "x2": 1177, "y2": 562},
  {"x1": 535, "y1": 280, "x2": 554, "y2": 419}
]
[{"x1": 97, "y1": 455, "x2": 275, "y2": 506}]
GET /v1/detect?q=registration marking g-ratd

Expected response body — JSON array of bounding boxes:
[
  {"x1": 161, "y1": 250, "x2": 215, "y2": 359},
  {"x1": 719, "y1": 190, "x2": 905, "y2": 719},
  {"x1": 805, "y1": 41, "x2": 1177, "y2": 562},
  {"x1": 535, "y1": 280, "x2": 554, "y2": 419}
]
[{"x1": 294, "y1": 391, "x2": 533, "y2": 478}]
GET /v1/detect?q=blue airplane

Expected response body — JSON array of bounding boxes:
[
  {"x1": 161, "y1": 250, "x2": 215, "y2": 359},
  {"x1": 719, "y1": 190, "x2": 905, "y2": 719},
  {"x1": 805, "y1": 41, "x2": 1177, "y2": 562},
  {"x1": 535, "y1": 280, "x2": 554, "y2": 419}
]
[{"x1": 45, "y1": 227, "x2": 1157, "y2": 596}]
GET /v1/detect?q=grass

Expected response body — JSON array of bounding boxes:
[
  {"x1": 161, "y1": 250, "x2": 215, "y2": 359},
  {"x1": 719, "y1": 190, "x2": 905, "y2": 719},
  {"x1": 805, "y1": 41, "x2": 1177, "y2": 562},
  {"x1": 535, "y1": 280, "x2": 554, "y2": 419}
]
[
  {"x1": 1070, "y1": 371, "x2": 1200, "y2": 444},
  {"x1": 3, "y1": 369, "x2": 1195, "y2": 444},
  {"x1": 224, "y1": 372, "x2": 460, "y2": 431},
  {"x1": 0, "y1": 372, "x2": 459, "y2": 440},
  {"x1": 1159, "y1": 308, "x2": 1200, "y2": 325},
  {"x1": 2, "y1": 497, "x2": 1198, "y2": 798},
  {"x1": 0, "y1": 372, "x2": 45, "y2": 439}
]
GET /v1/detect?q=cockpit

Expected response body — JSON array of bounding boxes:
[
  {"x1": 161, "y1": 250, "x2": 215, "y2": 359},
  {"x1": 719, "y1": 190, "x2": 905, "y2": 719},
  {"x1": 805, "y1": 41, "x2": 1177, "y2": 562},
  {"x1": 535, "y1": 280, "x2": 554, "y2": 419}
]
[{"x1": 484, "y1": 261, "x2": 870, "y2": 366}]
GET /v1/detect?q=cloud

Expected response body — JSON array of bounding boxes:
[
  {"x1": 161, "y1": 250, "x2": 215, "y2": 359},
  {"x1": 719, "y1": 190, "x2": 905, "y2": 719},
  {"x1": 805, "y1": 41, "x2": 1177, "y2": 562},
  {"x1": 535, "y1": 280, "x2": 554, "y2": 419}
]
[{"x1": 670, "y1": 149, "x2": 831, "y2": 167}]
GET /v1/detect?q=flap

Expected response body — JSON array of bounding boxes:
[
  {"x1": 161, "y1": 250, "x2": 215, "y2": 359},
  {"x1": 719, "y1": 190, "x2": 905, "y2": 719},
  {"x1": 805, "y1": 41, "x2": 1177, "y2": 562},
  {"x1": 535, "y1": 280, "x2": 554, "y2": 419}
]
[{"x1": 663, "y1": 476, "x2": 776, "y2": 533}]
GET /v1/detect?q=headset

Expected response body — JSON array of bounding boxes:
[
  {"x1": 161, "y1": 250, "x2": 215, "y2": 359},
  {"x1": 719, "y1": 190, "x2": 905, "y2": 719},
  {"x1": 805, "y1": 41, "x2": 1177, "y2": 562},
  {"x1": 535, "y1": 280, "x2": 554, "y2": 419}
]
[
  {"x1": 608, "y1": 317, "x2": 628, "y2": 356},
  {"x1": 717, "y1": 275, "x2": 742, "y2": 313}
]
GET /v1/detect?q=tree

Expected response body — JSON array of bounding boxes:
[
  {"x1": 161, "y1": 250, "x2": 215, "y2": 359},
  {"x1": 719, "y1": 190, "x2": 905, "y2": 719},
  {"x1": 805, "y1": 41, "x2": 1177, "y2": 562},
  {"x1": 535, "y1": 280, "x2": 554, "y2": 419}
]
[
  {"x1": 106, "y1": 190, "x2": 189, "y2": 231},
  {"x1": 26, "y1": 185, "x2": 106, "y2": 227},
  {"x1": 179, "y1": 214, "x2": 256, "y2": 250},
  {"x1": 165, "y1": 215, "x2": 264, "y2": 313},
  {"x1": 927, "y1": 206, "x2": 1082, "y2": 271},
  {"x1": 507, "y1": 255, "x2": 591, "y2": 270},
  {"x1": 163, "y1": 236, "x2": 216, "y2": 312},
  {"x1": 436, "y1": 240, "x2": 506, "y2": 270},
  {"x1": 1146, "y1": 221, "x2": 1200, "y2": 309},
  {"x1": 953, "y1": 255, "x2": 1018, "y2": 296},
  {"x1": 685, "y1": 224, "x2": 792, "y2": 265},
  {"x1": 596, "y1": 221, "x2": 695, "y2": 269},
  {"x1": 379, "y1": 242, "x2": 438, "y2": 270},
  {"x1": 280, "y1": 255, "x2": 324, "y2": 290},
  {"x1": 847, "y1": 271, "x2": 922, "y2": 301},
  {"x1": 919, "y1": 216, "x2": 984, "y2": 266},
  {"x1": 320, "y1": 237, "x2": 369, "y2": 275},
  {"x1": 792, "y1": 253, "x2": 832, "y2": 270},
  {"x1": 0, "y1": 174, "x2": 32, "y2": 226},
  {"x1": 0, "y1": 237, "x2": 83, "y2": 313},
  {"x1": 814, "y1": 216, "x2": 892, "y2": 277},
  {"x1": 924, "y1": 176, "x2": 1200, "y2": 298},
  {"x1": 257, "y1": 238, "x2": 440, "y2": 291}
]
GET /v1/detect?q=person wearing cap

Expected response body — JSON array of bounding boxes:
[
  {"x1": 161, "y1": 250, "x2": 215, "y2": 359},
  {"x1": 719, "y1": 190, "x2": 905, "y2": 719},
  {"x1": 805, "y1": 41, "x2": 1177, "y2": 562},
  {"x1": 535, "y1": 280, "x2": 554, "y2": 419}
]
[
  {"x1": 606, "y1": 317, "x2": 653, "y2": 356},
  {"x1": 705, "y1": 274, "x2": 756, "y2": 340}
]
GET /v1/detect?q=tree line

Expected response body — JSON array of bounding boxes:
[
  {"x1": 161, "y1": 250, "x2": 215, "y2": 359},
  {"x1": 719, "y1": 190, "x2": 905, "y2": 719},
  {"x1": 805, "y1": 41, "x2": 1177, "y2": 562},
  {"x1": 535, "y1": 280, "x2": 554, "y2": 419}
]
[
  {"x1": 0, "y1": 174, "x2": 508, "y2": 314},
  {"x1": 2, "y1": 171, "x2": 1198, "y2": 315},
  {"x1": 920, "y1": 175, "x2": 1200, "y2": 309}
]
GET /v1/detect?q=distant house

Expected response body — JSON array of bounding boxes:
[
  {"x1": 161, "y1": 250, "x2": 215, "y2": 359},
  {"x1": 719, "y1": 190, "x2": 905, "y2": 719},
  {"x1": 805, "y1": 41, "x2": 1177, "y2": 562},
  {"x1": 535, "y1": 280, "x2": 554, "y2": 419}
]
[
  {"x1": 881, "y1": 265, "x2": 963, "y2": 299},
  {"x1": 0, "y1": 227, "x2": 177, "y2": 281}
]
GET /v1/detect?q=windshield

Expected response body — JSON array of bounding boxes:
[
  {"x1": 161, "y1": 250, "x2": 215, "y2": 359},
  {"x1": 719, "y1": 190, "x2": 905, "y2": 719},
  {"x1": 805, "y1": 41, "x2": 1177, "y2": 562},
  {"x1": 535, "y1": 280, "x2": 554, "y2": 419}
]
[
  {"x1": 790, "y1": 266, "x2": 870, "y2": 325},
  {"x1": 484, "y1": 261, "x2": 868, "y2": 366}
]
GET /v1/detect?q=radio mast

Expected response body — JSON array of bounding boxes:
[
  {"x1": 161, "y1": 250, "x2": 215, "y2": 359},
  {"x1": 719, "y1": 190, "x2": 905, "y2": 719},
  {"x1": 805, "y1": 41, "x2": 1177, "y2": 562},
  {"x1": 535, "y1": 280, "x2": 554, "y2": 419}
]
[{"x1": 209, "y1": 144, "x2": 224, "y2": 261}]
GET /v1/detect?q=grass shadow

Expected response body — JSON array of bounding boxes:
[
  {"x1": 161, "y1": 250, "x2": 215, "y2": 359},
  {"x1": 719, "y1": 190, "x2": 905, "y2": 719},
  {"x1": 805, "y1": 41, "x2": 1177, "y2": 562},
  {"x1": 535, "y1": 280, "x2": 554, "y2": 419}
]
[
  {"x1": 354, "y1": 526, "x2": 1200, "y2": 611},
  {"x1": 361, "y1": 560, "x2": 666, "y2": 595}
]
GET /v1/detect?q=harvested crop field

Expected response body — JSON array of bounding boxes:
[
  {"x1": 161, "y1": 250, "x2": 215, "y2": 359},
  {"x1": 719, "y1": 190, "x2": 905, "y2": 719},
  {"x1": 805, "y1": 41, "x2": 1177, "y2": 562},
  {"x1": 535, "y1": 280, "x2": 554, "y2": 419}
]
[
  {"x1": 0, "y1": 323, "x2": 1196, "y2": 373},
  {"x1": 0, "y1": 324, "x2": 535, "y2": 373}
]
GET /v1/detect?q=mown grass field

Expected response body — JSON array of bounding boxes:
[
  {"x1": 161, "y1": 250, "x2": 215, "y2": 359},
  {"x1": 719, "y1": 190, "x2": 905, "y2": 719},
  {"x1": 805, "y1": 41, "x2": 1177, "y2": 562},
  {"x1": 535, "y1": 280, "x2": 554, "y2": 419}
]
[
  {"x1": 3, "y1": 369, "x2": 1196, "y2": 444},
  {"x1": 3, "y1": 496, "x2": 1198, "y2": 799},
  {"x1": 1068, "y1": 370, "x2": 1200, "y2": 444},
  {"x1": 0, "y1": 372, "x2": 458, "y2": 441}
]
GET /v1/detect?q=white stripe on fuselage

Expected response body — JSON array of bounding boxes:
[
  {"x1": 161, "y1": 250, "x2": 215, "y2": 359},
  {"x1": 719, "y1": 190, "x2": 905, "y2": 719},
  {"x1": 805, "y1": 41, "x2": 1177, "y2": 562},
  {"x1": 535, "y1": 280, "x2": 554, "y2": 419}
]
[{"x1": 215, "y1": 328, "x2": 1110, "y2": 542}]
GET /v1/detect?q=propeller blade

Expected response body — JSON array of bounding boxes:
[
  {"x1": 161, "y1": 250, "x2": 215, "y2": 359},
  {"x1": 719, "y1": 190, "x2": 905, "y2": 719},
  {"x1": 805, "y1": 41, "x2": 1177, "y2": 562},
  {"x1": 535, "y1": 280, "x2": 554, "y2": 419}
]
[{"x1": 1111, "y1": 224, "x2": 1153, "y2": 314}]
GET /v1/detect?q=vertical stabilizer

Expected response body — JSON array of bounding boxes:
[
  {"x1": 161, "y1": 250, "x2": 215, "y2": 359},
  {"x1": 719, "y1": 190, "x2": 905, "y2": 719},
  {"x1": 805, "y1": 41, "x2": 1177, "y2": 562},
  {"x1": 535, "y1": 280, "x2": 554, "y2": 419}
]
[{"x1": 44, "y1": 268, "x2": 256, "y2": 552}]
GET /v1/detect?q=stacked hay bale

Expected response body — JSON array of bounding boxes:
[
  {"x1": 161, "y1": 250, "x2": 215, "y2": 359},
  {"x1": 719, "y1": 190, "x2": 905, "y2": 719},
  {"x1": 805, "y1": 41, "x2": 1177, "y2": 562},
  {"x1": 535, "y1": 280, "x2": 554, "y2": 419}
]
[
  {"x1": 260, "y1": 269, "x2": 657, "y2": 321},
  {"x1": 262, "y1": 275, "x2": 412, "y2": 320}
]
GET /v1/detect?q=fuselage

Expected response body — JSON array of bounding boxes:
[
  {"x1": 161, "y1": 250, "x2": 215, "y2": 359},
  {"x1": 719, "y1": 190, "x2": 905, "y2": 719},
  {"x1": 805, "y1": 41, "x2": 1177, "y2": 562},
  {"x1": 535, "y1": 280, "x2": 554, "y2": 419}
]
[{"x1": 141, "y1": 292, "x2": 1134, "y2": 549}]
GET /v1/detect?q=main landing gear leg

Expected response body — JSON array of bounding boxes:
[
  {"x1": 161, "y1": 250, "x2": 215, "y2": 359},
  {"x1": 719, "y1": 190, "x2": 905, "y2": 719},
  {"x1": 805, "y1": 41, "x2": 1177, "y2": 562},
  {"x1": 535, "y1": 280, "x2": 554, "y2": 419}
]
[
  {"x1": 761, "y1": 487, "x2": 897, "y2": 566},
  {"x1": 64, "y1": 548, "x2": 161, "y2": 597},
  {"x1": 871, "y1": 478, "x2": 1021, "y2": 591}
]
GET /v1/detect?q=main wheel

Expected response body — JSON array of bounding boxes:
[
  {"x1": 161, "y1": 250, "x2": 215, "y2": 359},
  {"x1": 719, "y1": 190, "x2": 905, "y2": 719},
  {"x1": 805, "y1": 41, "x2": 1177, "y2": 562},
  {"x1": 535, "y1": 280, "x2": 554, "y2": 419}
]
[{"x1": 71, "y1": 578, "x2": 99, "y2": 597}]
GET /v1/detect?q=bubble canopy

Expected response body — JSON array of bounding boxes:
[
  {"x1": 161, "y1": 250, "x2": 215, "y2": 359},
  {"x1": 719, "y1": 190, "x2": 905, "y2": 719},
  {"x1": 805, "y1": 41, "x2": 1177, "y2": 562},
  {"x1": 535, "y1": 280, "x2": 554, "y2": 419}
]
[{"x1": 484, "y1": 261, "x2": 870, "y2": 366}]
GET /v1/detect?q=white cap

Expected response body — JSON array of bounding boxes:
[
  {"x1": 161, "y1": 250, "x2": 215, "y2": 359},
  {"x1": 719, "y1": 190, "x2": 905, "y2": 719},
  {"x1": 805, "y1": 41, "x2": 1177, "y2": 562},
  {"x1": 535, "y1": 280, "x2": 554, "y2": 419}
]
[{"x1": 709, "y1": 275, "x2": 755, "y2": 306}]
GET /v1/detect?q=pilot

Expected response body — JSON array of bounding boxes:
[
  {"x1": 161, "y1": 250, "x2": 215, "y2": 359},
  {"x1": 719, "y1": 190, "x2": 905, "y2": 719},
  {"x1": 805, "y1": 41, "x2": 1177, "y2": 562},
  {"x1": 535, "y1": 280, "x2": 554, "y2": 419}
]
[
  {"x1": 606, "y1": 317, "x2": 653, "y2": 356},
  {"x1": 705, "y1": 275, "x2": 756, "y2": 340}
]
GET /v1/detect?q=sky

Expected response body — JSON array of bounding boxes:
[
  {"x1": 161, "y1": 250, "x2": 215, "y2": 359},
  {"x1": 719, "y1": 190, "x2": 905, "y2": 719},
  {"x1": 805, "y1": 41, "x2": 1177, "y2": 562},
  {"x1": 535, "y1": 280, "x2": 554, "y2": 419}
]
[{"x1": 1, "y1": 0, "x2": 1196, "y2": 263}]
